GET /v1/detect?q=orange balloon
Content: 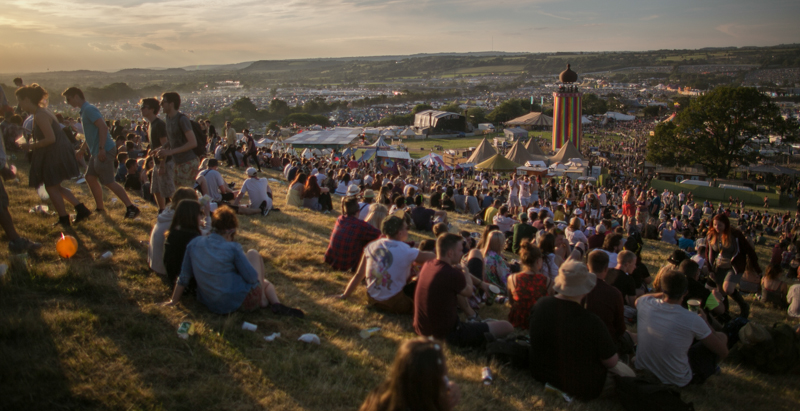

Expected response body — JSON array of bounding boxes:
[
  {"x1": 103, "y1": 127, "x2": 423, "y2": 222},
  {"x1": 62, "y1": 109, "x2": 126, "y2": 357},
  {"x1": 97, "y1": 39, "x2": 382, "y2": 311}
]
[{"x1": 56, "y1": 234, "x2": 78, "y2": 258}]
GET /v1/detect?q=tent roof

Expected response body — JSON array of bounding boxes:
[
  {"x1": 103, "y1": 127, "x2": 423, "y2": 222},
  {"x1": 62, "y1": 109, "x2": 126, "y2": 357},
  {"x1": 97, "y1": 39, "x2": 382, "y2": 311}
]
[
  {"x1": 475, "y1": 154, "x2": 521, "y2": 171},
  {"x1": 371, "y1": 135, "x2": 391, "y2": 147},
  {"x1": 549, "y1": 143, "x2": 583, "y2": 163},
  {"x1": 505, "y1": 112, "x2": 553, "y2": 127},
  {"x1": 284, "y1": 127, "x2": 362, "y2": 146},
  {"x1": 466, "y1": 138, "x2": 498, "y2": 164},
  {"x1": 604, "y1": 111, "x2": 636, "y2": 121},
  {"x1": 376, "y1": 150, "x2": 412, "y2": 160},
  {"x1": 525, "y1": 138, "x2": 546, "y2": 156},
  {"x1": 505, "y1": 140, "x2": 537, "y2": 165},
  {"x1": 400, "y1": 128, "x2": 416, "y2": 136}
]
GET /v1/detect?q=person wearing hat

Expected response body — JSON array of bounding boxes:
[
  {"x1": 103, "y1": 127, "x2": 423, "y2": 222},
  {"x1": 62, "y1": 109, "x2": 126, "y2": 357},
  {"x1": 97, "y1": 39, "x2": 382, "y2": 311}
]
[
  {"x1": 232, "y1": 167, "x2": 274, "y2": 216},
  {"x1": 339, "y1": 216, "x2": 435, "y2": 314},
  {"x1": 529, "y1": 260, "x2": 622, "y2": 401},
  {"x1": 588, "y1": 224, "x2": 606, "y2": 250},
  {"x1": 512, "y1": 212, "x2": 537, "y2": 255},
  {"x1": 358, "y1": 189, "x2": 375, "y2": 220},
  {"x1": 635, "y1": 270, "x2": 728, "y2": 387}
]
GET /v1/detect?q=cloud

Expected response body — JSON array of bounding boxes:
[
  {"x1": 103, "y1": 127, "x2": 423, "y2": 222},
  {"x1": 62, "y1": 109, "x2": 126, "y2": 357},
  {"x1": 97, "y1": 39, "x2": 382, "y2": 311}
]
[
  {"x1": 141, "y1": 42, "x2": 164, "y2": 51},
  {"x1": 640, "y1": 15, "x2": 659, "y2": 21},
  {"x1": 88, "y1": 42, "x2": 117, "y2": 51},
  {"x1": 119, "y1": 43, "x2": 134, "y2": 50}
]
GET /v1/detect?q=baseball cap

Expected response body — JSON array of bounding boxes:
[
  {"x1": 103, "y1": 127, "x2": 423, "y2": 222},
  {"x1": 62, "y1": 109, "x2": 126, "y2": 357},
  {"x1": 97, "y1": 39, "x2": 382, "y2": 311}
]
[{"x1": 246, "y1": 167, "x2": 258, "y2": 177}]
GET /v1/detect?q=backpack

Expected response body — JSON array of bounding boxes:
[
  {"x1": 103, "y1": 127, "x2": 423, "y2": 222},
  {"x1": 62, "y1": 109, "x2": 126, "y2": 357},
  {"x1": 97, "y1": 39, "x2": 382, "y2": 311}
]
[
  {"x1": 737, "y1": 323, "x2": 800, "y2": 374},
  {"x1": 486, "y1": 336, "x2": 530, "y2": 369},
  {"x1": 615, "y1": 376, "x2": 695, "y2": 411},
  {"x1": 177, "y1": 113, "x2": 208, "y2": 157}
]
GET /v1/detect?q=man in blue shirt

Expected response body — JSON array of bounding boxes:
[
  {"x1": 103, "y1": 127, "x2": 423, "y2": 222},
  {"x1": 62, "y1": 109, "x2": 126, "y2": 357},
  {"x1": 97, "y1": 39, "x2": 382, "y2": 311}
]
[{"x1": 63, "y1": 87, "x2": 139, "y2": 219}]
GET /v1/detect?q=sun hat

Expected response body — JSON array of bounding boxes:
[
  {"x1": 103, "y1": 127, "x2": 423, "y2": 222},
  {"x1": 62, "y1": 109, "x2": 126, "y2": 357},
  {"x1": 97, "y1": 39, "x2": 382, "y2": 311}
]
[
  {"x1": 246, "y1": 167, "x2": 258, "y2": 177},
  {"x1": 363, "y1": 189, "x2": 375, "y2": 198},
  {"x1": 553, "y1": 260, "x2": 597, "y2": 297},
  {"x1": 346, "y1": 184, "x2": 360, "y2": 197}
]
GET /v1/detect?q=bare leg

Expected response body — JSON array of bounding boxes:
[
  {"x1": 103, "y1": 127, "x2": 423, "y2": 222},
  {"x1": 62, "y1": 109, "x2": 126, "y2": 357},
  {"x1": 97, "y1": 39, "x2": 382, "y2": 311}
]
[
  {"x1": 153, "y1": 193, "x2": 166, "y2": 210},
  {"x1": 57, "y1": 185, "x2": 80, "y2": 207},
  {"x1": 104, "y1": 182, "x2": 133, "y2": 207},
  {"x1": 45, "y1": 185, "x2": 68, "y2": 217},
  {"x1": 84, "y1": 175, "x2": 105, "y2": 210},
  {"x1": 246, "y1": 249, "x2": 280, "y2": 306}
]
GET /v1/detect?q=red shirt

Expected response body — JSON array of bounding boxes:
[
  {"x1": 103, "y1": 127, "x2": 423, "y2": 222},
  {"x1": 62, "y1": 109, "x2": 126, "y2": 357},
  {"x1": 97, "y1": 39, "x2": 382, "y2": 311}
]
[
  {"x1": 347, "y1": 160, "x2": 358, "y2": 169},
  {"x1": 414, "y1": 260, "x2": 466, "y2": 339},
  {"x1": 582, "y1": 278, "x2": 626, "y2": 343},
  {"x1": 324, "y1": 215, "x2": 381, "y2": 271}
]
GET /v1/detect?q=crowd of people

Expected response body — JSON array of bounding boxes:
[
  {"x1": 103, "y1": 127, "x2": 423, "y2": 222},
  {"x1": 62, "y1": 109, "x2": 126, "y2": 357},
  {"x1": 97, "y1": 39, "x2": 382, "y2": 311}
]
[{"x1": 1, "y1": 82, "x2": 799, "y2": 408}]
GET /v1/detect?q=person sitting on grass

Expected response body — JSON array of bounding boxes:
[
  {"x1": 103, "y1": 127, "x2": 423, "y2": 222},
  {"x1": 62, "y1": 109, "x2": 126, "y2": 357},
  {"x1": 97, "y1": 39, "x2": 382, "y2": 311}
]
[
  {"x1": 359, "y1": 338, "x2": 460, "y2": 411},
  {"x1": 163, "y1": 205, "x2": 304, "y2": 317},
  {"x1": 325, "y1": 197, "x2": 382, "y2": 272},
  {"x1": 410, "y1": 195, "x2": 447, "y2": 232},
  {"x1": 232, "y1": 167, "x2": 276, "y2": 216},
  {"x1": 414, "y1": 233, "x2": 513, "y2": 348},
  {"x1": 512, "y1": 212, "x2": 537, "y2": 255},
  {"x1": 583, "y1": 250, "x2": 636, "y2": 360},
  {"x1": 148, "y1": 187, "x2": 198, "y2": 276},
  {"x1": 123, "y1": 158, "x2": 142, "y2": 192},
  {"x1": 507, "y1": 239, "x2": 549, "y2": 329},
  {"x1": 339, "y1": 216, "x2": 435, "y2": 314},
  {"x1": 163, "y1": 199, "x2": 203, "y2": 290},
  {"x1": 364, "y1": 203, "x2": 389, "y2": 231},
  {"x1": 635, "y1": 270, "x2": 728, "y2": 387},
  {"x1": 529, "y1": 260, "x2": 628, "y2": 401},
  {"x1": 482, "y1": 231, "x2": 511, "y2": 293}
]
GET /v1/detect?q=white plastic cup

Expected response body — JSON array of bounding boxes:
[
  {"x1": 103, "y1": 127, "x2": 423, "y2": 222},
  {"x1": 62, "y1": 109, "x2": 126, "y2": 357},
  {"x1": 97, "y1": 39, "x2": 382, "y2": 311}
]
[{"x1": 242, "y1": 321, "x2": 257, "y2": 331}]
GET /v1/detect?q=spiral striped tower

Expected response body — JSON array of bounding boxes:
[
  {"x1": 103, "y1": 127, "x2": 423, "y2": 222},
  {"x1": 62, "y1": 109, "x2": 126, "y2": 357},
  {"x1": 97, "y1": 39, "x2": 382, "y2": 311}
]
[{"x1": 552, "y1": 64, "x2": 583, "y2": 151}]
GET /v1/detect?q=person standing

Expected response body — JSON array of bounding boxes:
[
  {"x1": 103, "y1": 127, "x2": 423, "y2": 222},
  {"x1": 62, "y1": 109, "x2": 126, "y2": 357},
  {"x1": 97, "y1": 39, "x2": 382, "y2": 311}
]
[
  {"x1": 224, "y1": 122, "x2": 238, "y2": 168},
  {"x1": 62, "y1": 87, "x2": 139, "y2": 219},
  {"x1": 242, "y1": 129, "x2": 261, "y2": 172},
  {"x1": 157, "y1": 92, "x2": 198, "y2": 189},
  {"x1": 140, "y1": 98, "x2": 173, "y2": 213}
]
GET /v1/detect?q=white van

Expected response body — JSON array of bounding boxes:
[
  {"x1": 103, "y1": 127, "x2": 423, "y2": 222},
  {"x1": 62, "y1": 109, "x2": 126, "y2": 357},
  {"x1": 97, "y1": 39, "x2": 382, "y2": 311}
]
[{"x1": 679, "y1": 180, "x2": 710, "y2": 186}]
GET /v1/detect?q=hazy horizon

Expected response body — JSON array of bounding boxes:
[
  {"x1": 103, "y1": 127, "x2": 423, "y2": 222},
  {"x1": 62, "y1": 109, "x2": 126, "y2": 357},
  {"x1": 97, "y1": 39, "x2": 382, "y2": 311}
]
[{"x1": 2, "y1": 0, "x2": 799, "y2": 74}]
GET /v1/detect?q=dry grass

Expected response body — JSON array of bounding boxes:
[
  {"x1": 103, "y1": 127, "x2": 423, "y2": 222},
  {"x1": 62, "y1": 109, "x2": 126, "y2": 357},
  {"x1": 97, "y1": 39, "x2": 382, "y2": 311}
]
[{"x1": 1, "y1": 161, "x2": 799, "y2": 411}]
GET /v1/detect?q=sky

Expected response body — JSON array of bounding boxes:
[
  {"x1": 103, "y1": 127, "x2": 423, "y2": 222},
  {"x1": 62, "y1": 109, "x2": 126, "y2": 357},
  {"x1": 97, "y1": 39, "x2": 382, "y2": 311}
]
[{"x1": 0, "y1": 0, "x2": 798, "y2": 73}]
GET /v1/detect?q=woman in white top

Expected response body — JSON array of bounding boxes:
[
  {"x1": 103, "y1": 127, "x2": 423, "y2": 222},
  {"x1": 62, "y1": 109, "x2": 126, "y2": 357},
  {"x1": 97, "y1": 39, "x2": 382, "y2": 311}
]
[
  {"x1": 564, "y1": 217, "x2": 589, "y2": 248},
  {"x1": 334, "y1": 173, "x2": 351, "y2": 196}
]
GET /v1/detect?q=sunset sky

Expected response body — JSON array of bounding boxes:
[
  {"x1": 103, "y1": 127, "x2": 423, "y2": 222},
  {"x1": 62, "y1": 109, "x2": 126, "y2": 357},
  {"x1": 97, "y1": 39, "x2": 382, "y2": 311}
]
[{"x1": 1, "y1": 0, "x2": 798, "y2": 73}]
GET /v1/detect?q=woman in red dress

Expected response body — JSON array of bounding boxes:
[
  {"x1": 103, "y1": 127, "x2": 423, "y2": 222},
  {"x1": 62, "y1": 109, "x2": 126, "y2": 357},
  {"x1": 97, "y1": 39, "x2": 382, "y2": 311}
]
[{"x1": 507, "y1": 239, "x2": 550, "y2": 329}]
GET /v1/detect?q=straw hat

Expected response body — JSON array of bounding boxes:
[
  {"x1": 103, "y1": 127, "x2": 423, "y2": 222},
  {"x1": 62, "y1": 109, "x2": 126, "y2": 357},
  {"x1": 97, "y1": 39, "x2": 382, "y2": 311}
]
[
  {"x1": 553, "y1": 261, "x2": 596, "y2": 297},
  {"x1": 346, "y1": 184, "x2": 360, "y2": 197}
]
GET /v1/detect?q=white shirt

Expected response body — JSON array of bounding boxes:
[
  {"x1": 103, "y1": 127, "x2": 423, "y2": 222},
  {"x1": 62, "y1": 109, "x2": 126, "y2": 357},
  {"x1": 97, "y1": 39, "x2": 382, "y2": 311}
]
[
  {"x1": 357, "y1": 201, "x2": 372, "y2": 220},
  {"x1": 364, "y1": 175, "x2": 374, "y2": 185},
  {"x1": 519, "y1": 181, "x2": 530, "y2": 197},
  {"x1": 493, "y1": 214, "x2": 515, "y2": 232},
  {"x1": 481, "y1": 179, "x2": 489, "y2": 190},
  {"x1": 603, "y1": 250, "x2": 618, "y2": 268},
  {"x1": 239, "y1": 177, "x2": 271, "y2": 209},
  {"x1": 200, "y1": 169, "x2": 226, "y2": 202},
  {"x1": 508, "y1": 180, "x2": 518, "y2": 196},
  {"x1": 364, "y1": 239, "x2": 420, "y2": 301},
  {"x1": 635, "y1": 296, "x2": 712, "y2": 387},
  {"x1": 788, "y1": 284, "x2": 800, "y2": 318}
]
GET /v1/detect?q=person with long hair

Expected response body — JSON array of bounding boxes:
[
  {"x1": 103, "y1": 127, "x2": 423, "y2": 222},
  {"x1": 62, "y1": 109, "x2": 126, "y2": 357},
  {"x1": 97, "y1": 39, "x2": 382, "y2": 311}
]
[
  {"x1": 482, "y1": 231, "x2": 511, "y2": 292},
  {"x1": 538, "y1": 232, "x2": 560, "y2": 284},
  {"x1": 15, "y1": 84, "x2": 90, "y2": 226},
  {"x1": 302, "y1": 175, "x2": 328, "y2": 211},
  {"x1": 163, "y1": 199, "x2": 203, "y2": 289},
  {"x1": 507, "y1": 240, "x2": 549, "y2": 329},
  {"x1": 705, "y1": 213, "x2": 760, "y2": 318},
  {"x1": 359, "y1": 338, "x2": 459, "y2": 411},
  {"x1": 148, "y1": 187, "x2": 198, "y2": 276},
  {"x1": 286, "y1": 172, "x2": 306, "y2": 208},
  {"x1": 163, "y1": 205, "x2": 304, "y2": 317},
  {"x1": 761, "y1": 263, "x2": 789, "y2": 309},
  {"x1": 364, "y1": 203, "x2": 389, "y2": 230}
]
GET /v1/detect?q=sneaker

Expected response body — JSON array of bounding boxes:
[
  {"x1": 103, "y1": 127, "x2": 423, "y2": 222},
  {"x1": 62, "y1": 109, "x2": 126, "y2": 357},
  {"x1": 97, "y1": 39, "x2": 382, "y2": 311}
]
[
  {"x1": 263, "y1": 207, "x2": 270, "y2": 217},
  {"x1": 75, "y1": 177, "x2": 86, "y2": 184},
  {"x1": 9, "y1": 238, "x2": 43, "y2": 254},
  {"x1": 124, "y1": 205, "x2": 141, "y2": 219},
  {"x1": 271, "y1": 303, "x2": 305, "y2": 318}
]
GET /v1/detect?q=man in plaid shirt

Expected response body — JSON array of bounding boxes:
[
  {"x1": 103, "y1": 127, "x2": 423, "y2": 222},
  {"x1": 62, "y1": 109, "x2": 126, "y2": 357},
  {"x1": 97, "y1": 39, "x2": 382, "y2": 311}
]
[{"x1": 325, "y1": 197, "x2": 381, "y2": 271}]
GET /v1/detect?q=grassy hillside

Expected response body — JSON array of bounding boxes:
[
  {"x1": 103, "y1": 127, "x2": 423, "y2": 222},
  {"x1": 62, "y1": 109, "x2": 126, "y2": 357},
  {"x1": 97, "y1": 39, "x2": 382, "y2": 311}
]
[{"x1": 1, "y1": 160, "x2": 798, "y2": 411}]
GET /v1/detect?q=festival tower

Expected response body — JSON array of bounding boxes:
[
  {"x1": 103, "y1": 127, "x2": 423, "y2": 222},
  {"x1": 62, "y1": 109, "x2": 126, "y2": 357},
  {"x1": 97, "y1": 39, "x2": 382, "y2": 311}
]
[{"x1": 552, "y1": 64, "x2": 582, "y2": 150}]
